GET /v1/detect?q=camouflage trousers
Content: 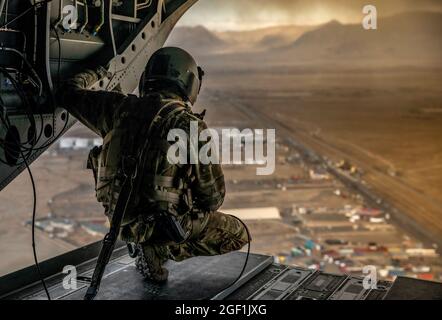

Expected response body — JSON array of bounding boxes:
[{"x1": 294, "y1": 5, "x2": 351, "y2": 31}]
[{"x1": 121, "y1": 211, "x2": 250, "y2": 263}]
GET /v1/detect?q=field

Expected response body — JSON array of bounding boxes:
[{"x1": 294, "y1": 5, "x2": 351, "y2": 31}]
[
  {"x1": 1, "y1": 11, "x2": 441, "y2": 279},
  {"x1": 199, "y1": 61, "x2": 442, "y2": 245},
  {"x1": 0, "y1": 63, "x2": 441, "y2": 281}
]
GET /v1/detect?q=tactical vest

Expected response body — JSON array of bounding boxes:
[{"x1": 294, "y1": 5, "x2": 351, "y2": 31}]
[{"x1": 87, "y1": 98, "x2": 192, "y2": 226}]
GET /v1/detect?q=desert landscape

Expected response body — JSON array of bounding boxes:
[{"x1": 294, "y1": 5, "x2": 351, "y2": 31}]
[
  {"x1": 0, "y1": 10, "x2": 441, "y2": 282},
  {"x1": 169, "y1": 10, "x2": 442, "y2": 243}
]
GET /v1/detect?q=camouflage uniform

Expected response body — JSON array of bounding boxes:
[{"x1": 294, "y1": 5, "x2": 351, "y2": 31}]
[{"x1": 58, "y1": 68, "x2": 249, "y2": 270}]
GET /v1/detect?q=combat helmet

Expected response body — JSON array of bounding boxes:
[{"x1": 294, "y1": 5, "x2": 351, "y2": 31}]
[{"x1": 141, "y1": 47, "x2": 204, "y2": 105}]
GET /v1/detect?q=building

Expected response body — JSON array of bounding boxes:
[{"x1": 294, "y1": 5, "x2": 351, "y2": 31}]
[
  {"x1": 81, "y1": 222, "x2": 108, "y2": 237},
  {"x1": 32, "y1": 218, "x2": 75, "y2": 234},
  {"x1": 225, "y1": 207, "x2": 280, "y2": 220},
  {"x1": 309, "y1": 168, "x2": 330, "y2": 180},
  {"x1": 58, "y1": 137, "x2": 102, "y2": 151}
]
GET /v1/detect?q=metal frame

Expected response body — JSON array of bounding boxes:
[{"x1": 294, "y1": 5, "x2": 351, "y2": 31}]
[
  {"x1": 91, "y1": 0, "x2": 198, "y2": 94},
  {"x1": 0, "y1": 0, "x2": 198, "y2": 191},
  {"x1": 211, "y1": 256, "x2": 274, "y2": 300},
  {"x1": 0, "y1": 0, "x2": 198, "y2": 295},
  {"x1": 0, "y1": 240, "x2": 126, "y2": 298}
]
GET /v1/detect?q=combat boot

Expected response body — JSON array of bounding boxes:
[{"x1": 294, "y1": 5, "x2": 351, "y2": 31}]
[{"x1": 135, "y1": 244, "x2": 170, "y2": 283}]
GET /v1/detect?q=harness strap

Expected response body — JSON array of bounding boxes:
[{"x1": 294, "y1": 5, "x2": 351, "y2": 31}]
[
  {"x1": 103, "y1": 130, "x2": 113, "y2": 145},
  {"x1": 146, "y1": 189, "x2": 182, "y2": 204},
  {"x1": 144, "y1": 174, "x2": 186, "y2": 189},
  {"x1": 189, "y1": 212, "x2": 209, "y2": 240}
]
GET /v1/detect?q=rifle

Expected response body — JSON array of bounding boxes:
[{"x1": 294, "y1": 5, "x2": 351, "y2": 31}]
[{"x1": 84, "y1": 157, "x2": 137, "y2": 300}]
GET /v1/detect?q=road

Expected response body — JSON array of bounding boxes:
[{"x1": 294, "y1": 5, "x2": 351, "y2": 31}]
[{"x1": 213, "y1": 91, "x2": 442, "y2": 251}]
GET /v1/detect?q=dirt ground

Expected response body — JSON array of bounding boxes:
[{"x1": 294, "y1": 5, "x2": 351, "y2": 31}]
[
  {"x1": 1, "y1": 60, "x2": 440, "y2": 281},
  {"x1": 0, "y1": 152, "x2": 97, "y2": 276},
  {"x1": 198, "y1": 63, "x2": 442, "y2": 244}
]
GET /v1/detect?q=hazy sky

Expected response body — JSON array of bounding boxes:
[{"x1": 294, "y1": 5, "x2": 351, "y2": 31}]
[{"x1": 178, "y1": 0, "x2": 442, "y2": 30}]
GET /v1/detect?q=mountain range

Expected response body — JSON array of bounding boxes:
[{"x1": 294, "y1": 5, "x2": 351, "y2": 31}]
[{"x1": 167, "y1": 11, "x2": 442, "y2": 64}]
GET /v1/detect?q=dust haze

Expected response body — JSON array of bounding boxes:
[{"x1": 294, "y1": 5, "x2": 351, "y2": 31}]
[
  {"x1": 179, "y1": 0, "x2": 442, "y2": 30},
  {"x1": 0, "y1": 3, "x2": 441, "y2": 281},
  {"x1": 169, "y1": 8, "x2": 442, "y2": 274}
]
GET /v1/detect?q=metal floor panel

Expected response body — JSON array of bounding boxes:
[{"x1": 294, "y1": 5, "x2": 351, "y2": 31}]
[
  {"x1": 252, "y1": 267, "x2": 314, "y2": 300},
  {"x1": 5, "y1": 246, "x2": 441, "y2": 300},
  {"x1": 384, "y1": 277, "x2": 442, "y2": 300},
  {"x1": 225, "y1": 264, "x2": 288, "y2": 300},
  {"x1": 284, "y1": 272, "x2": 348, "y2": 300},
  {"x1": 49, "y1": 252, "x2": 273, "y2": 300},
  {"x1": 328, "y1": 277, "x2": 369, "y2": 300}
]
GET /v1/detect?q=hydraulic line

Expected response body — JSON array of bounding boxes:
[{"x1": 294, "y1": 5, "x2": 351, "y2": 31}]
[
  {"x1": 0, "y1": 0, "x2": 6, "y2": 23},
  {"x1": 92, "y1": 0, "x2": 104, "y2": 36},
  {"x1": 79, "y1": 0, "x2": 88, "y2": 33},
  {"x1": 54, "y1": 0, "x2": 64, "y2": 28}
]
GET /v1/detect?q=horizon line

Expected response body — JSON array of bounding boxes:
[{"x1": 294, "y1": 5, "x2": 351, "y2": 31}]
[{"x1": 177, "y1": 9, "x2": 441, "y2": 32}]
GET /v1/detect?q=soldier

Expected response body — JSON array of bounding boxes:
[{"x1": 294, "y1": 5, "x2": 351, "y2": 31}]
[{"x1": 58, "y1": 47, "x2": 250, "y2": 283}]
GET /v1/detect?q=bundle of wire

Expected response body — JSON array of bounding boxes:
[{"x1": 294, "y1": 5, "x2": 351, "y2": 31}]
[
  {"x1": 0, "y1": 68, "x2": 52, "y2": 300},
  {"x1": 0, "y1": 1, "x2": 63, "y2": 300}
]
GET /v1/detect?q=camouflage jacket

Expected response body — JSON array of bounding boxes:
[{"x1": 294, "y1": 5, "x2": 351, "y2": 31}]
[{"x1": 57, "y1": 69, "x2": 225, "y2": 226}]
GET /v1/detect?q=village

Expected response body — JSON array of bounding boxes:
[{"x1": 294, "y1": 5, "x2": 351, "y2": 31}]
[{"x1": 28, "y1": 129, "x2": 442, "y2": 283}]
